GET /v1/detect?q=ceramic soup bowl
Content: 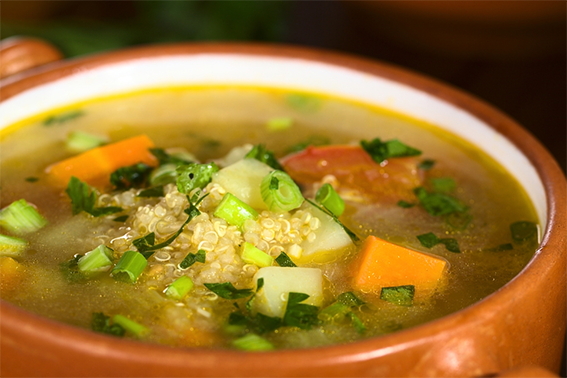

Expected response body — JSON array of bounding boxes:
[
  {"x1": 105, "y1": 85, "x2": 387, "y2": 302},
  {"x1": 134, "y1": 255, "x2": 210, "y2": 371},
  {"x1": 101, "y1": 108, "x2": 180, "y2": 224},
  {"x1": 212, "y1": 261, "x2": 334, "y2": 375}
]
[{"x1": 0, "y1": 39, "x2": 565, "y2": 377}]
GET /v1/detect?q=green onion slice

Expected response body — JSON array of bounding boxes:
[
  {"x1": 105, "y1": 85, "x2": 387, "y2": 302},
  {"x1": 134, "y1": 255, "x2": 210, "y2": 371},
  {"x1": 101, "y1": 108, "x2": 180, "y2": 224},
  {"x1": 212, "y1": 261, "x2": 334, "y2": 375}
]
[
  {"x1": 111, "y1": 251, "x2": 147, "y2": 283},
  {"x1": 164, "y1": 276, "x2": 194, "y2": 300},
  {"x1": 241, "y1": 242, "x2": 274, "y2": 268},
  {"x1": 260, "y1": 170, "x2": 304, "y2": 212},
  {"x1": 232, "y1": 333, "x2": 274, "y2": 351},
  {"x1": 66, "y1": 131, "x2": 107, "y2": 153},
  {"x1": 0, "y1": 199, "x2": 48, "y2": 234},
  {"x1": 315, "y1": 183, "x2": 344, "y2": 217},
  {"x1": 77, "y1": 244, "x2": 114, "y2": 273},
  {"x1": 214, "y1": 193, "x2": 258, "y2": 228},
  {"x1": 111, "y1": 315, "x2": 149, "y2": 337},
  {"x1": 0, "y1": 234, "x2": 27, "y2": 257}
]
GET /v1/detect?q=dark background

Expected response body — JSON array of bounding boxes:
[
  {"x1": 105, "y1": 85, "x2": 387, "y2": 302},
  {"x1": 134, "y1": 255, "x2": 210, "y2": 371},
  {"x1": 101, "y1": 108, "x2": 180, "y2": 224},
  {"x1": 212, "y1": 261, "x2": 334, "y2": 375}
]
[{"x1": 1, "y1": 1, "x2": 566, "y2": 373}]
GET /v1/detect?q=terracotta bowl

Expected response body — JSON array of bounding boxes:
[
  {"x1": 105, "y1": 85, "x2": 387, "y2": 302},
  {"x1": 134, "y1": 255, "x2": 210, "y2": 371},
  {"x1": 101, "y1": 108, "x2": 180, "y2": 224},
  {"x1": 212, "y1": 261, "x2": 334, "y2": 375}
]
[{"x1": 0, "y1": 39, "x2": 565, "y2": 378}]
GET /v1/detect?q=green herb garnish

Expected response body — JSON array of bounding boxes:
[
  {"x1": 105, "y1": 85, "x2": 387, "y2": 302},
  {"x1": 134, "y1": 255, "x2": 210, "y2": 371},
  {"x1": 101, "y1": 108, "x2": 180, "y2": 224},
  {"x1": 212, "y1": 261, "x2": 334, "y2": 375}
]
[
  {"x1": 282, "y1": 292, "x2": 320, "y2": 330},
  {"x1": 91, "y1": 312, "x2": 125, "y2": 337},
  {"x1": 43, "y1": 110, "x2": 84, "y2": 126},
  {"x1": 245, "y1": 144, "x2": 284, "y2": 171},
  {"x1": 149, "y1": 148, "x2": 194, "y2": 166},
  {"x1": 204, "y1": 282, "x2": 254, "y2": 300},
  {"x1": 361, "y1": 138, "x2": 421, "y2": 164},
  {"x1": 60, "y1": 254, "x2": 86, "y2": 283},
  {"x1": 176, "y1": 162, "x2": 219, "y2": 194},
  {"x1": 275, "y1": 252, "x2": 297, "y2": 267},
  {"x1": 510, "y1": 221, "x2": 538, "y2": 243},
  {"x1": 137, "y1": 185, "x2": 164, "y2": 198},
  {"x1": 380, "y1": 285, "x2": 415, "y2": 307},
  {"x1": 179, "y1": 249, "x2": 207, "y2": 269},
  {"x1": 110, "y1": 163, "x2": 153, "y2": 190},
  {"x1": 413, "y1": 187, "x2": 467, "y2": 217},
  {"x1": 66, "y1": 176, "x2": 122, "y2": 217},
  {"x1": 417, "y1": 232, "x2": 461, "y2": 253},
  {"x1": 418, "y1": 159, "x2": 436, "y2": 170},
  {"x1": 113, "y1": 215, "x2": 128, "y2": 222}
]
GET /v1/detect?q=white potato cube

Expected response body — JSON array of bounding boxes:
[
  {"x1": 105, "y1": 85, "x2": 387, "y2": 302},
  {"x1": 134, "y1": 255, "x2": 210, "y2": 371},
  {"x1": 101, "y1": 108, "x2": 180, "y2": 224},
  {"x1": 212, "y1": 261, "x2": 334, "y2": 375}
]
[
  {"x1": 211, "y1": 158, "x2": 274, "y2": 210},
  {"x1": 252, "y1": 266, "x2": 323, "y2": 318}
]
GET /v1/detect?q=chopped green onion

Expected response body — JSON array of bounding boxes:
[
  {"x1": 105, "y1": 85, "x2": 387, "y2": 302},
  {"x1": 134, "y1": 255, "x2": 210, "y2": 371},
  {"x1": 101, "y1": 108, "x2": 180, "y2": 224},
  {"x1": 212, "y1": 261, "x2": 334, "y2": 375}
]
[
  {"x1": 77, "y1": 244, "x2": 114, "y2": 273},
  {"x1": 361, "y1": 138, "x2": 421, "y2": 163},
  {"x1": 149, "y1": 163, "x2": 178, "y2": 186},
  {"x1": 0, "y1": 234, "x2": 27, "y2": 257},
  {"x1": 60, "y1": 254, "x2": 87, "y2": 283},
  {"x1": 380, "y1": 285, "x2": 415, "y2": 307},
  {"x1": 214, "y1": 193, "x2": 258, "y2": 228},
  {"x1": 176, "y1": 162, "x2": 219, "y2": 194},
  {"x1": 66, "y1": 131, "x2": 107, "y2": 153},
  {"x1": 204, "y1": 282, "x2": 254, "y2": 300},
  {"x1": 111, "y1": 315, "x2": 149, "y2": 337},
  {"x1": 245, "y1": 144, "x2": 284, "y2": 171},
  {"x1": 0, "y1": 199, "x2": 47, "y2": 234},
  {"x1": 179, "y1": 249, "x2": 206, "y2": 269},
  {"x1": 232, "y1": 333, "x2": 274, "y2": 351},
  {"x1": 164, "y1": 276, "x2": 194, "y2": 300},
  {"x1": 111, "y1": 251, "x2": 147, "y2": 283},
  {"x1": 260, "y1": 170, "x2": 304, "y2": 212},
  {"x1": 275, "y1": 251, "x2": 296, "y2": 267},
  {"x1": 266, "y1": 117, "x2": 293, "y2": 131},
  {"x1": 315, "y1": 183, "x2": 344, "y2": 217},
  {"x1": 241, "y1": 242, "x2": 274, "y2": 268}
]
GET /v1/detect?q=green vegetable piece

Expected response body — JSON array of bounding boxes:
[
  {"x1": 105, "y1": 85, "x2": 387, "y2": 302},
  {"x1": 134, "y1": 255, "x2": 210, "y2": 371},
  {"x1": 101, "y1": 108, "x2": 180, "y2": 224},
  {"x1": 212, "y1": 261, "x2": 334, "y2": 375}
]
[
  {"x1": 204, "y1": 282, "x2": 254, "y2": 300},
  {"x1": 91, "y1": 312, "x2": 125, "y2": 337},
  {"x1": 318, "y1": 301, "x2": 350, "y2": 322},
  {"x1": 65, "y1": 177, "x2": 122, "y2": 217},
  {"x1": 413, "y1": 187, "x2": 467, "y2": 216},
  {"x1": 446, "y1": 211, "x2": 473, "y2": 230},
  {"x1": 110, "y1": 163, "x2": 153, "y2": 190},
  {"x1": 283, "y1": 292, "x2": 320, "y2": 330},
  {"x1": 361, "y1": 138, "x2": 421, "y2": 163},
  {"x1": 0, "y1": 199, "x2": 48, "y2": 234},
  {"x1": 25, "y1": 177, "x2": 39, "y2": 183},
  {"x1": 176, "y1": 162, "x2": 219, "y2": 194},
  {"x1": 137, "y1": 185, "x2": 164, "y2": 198},
  {"x1": 77, "y1": 244, "x2": 114, "y2": 273},
  {"x1": 113, "y1": 215, "x2": 128, "y2": 222},
  {"x1": 417, "y1": 232, "x2": 439, "y2": 248},
  {"x1": 260, "y1": 170, "x2": 304, "y2": 212},
  {"x1": 266, "y1": 117, "x2": 293, "y2": 131},
  {"x1": 286, "y1": 93, "x2": 321, "y2": 113},
  {"x1": 337, "y1": 292, "x2": 365, "y2": 307},
  {"x1": 43, "y1": 110, "x2": 84, "y2": 126},
  {"x1": 397, "y1": 200, "x2": 416, "y2": 208},
  {"x1": 275, "y1": 252, "x2": 296, "y2": 267},
  {"x1": 232, "y1": 333, "x2": 274, "y2": 351},
  {"x1": 214, "y1": 193, "x2": 258, "y2": 228},
  {"x1": 165, "y1": 276, "x2": 194, "y2": 300},
  {"x1": 380, "y1": 285, "x2": 415, "y2": 307},
  {"x1": 179, "y1": 249, "x2": 206, "y2": 269},
  {"x1": 510, "y1": 221, "x2": 538, "y2": 243},
  {"x1": 0, "y1": 234, "x2": 27, "y2": 257},
  {"x1": 241, "y1": 242, "x2": 274, "y2": 268},
  {"x1": 430, "y1": 177, "x2": 456, "y2": 193},
  {"x1": 149, "y1": 163, "x2": 178, "y2": 186},
  {"x1": 347, "y1": 312, "x2": 366, "y2": 334},
  {"x1": 149, "y1": 148, "x2": 194, "y2": 166},
  {"x1": 60, "y1": 254, "x2": 86, "y2": 283},
  {"x1": 111, "y1": 251, "x2": 147, "y2": 283},
  {"x1": 66, "y1": 130, "x2": 107, "y2": 153},
  {"x1": 418, "y1": 159, "x2": 436, "y2": 170},
  {"x1": 245, "y1": 144, "x2": 284, "y2": 171},
  {"x1": 439, "y1": 238, "x2": 461, "y2": 253},
  {"x1": 112, "y1": 315, "x2": 149, "y2": 337},
  {"x1": 315, "y1": 183, "x2": 345, "y2": 217}
]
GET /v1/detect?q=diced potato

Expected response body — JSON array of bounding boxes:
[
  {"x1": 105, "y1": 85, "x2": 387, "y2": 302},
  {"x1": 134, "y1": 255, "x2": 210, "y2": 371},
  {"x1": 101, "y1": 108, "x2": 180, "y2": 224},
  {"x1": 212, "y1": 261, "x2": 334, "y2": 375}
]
[
  {"x1": 297, "y1": 201, "x2": 354, "y2": 263},
  {"x1": 211, "y1": 158, "x2": 274, "y2": 210},
  {"x1": 252, "y1": 266, "x2": 323, "y2": 318}
]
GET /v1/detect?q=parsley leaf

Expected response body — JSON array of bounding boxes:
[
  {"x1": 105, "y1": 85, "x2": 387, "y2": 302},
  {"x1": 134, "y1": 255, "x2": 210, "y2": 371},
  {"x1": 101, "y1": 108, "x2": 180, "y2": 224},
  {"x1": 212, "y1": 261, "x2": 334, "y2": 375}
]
[
  {"x1": 275, "y1": 252, "x2": 297, "y2": 267},
  {"x1": 204, "y1": 282, "x2": 254, "y2": 300},
  {"x1": 283, "y1": 292, "x2": 320, "y2": 330},
  {"x1": 417, "y1": 232, "x2": 461, "y2": 253},
  {"x1": 176, "y1": 162, "x2": 219, "y2": 194},
  {"x1": 380, "y1": 285, "x2": 415, "y2": 307},
  {"x1": 179, "y1": 249, "x2": 206, "y2": 269},
  {"x1": 65, "y1": 176, "x2": 122, "y2": 217},
  {"x1": 110, "y1": 163, "x2": 153, "y2": 190},
  {"x1": 137, "y1": 185, "x2": 164, "y2": 198},
  {"x1": 91, "y1": 312, "x2": 125, "y2": 337},
  {"x1": 361, "y1": 138, "x2": 421, "y2": 163},
  {"x1": 149, "y1": 148, "x2": 194, "y2": 166},
  {"x1": 245, "y1": 144, "x2": 284, "y2": 171},
  {"x1": 418, "y1": 159, "x2": 436, "y2": 170},
  {"x1": 510, "y1": 221, "x2": 538, "y2": 243},
  {"x1": 413, "y1": 187, "x2": 467, "y2": 216}
]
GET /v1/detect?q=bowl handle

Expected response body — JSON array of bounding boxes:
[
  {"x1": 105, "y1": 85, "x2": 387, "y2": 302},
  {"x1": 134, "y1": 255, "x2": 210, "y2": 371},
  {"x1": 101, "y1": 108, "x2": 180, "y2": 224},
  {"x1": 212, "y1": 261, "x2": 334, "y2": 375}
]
[
  {"x1": 0, "y1": 36, "x2": 63, "y2": 79},
  {"x1": 491, "y1": 365, "x2": 559, "y2": 377}
]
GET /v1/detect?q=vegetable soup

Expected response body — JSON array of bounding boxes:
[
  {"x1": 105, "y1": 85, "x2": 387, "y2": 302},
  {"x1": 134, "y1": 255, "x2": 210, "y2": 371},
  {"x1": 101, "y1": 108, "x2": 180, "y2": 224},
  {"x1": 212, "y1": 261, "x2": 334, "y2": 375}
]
[{"x1": 0, "y1": 87, "x2": 538, "y2": 350}]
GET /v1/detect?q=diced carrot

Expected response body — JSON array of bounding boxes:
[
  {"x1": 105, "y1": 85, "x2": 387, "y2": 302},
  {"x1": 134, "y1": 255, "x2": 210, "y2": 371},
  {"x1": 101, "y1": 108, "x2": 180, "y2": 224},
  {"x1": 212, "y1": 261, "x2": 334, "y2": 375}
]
[
  {"x1": 281, "y1": 145, "x2": 422, "y2": 202},
  {"x1": 350, "y1": 235, "x2": 447, "y2": 295},
  {"x1": 177, "y1": 327, "x2": 223, "y2": 348},
  {"x1": 46, "y1": 135, "x2": 158, "y2": 188},
  {"x1": 0, "y1": 256, "x2": 23, "y2": 293}
]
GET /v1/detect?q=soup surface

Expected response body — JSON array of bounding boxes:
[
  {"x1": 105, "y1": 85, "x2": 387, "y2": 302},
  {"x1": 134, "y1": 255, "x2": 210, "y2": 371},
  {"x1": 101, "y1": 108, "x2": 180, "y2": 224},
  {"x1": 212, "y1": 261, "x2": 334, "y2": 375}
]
[{"x1": 0, "y1": 87, "x2": 538, "y2": 350}]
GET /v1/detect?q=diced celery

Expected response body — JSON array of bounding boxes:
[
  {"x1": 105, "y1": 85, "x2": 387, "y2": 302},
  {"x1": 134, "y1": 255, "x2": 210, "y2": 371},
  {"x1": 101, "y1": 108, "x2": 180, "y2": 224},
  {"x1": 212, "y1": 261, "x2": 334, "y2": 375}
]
[
  {"x1": 211, "y1": 158, "x2": 274, "y2": 210},
  {"x1": 213, "y1": 193, "x2": 258, "y2": 228},
  {"x1": 241, "y1": 242, "x2": 273, "y2": 268},
  {"x1": 0, "y1": 199, "x2": 47, "y2": 234},
  {"x1": 252, "y1": 266, "x2": 323, "y2": 318},
  {"x1": 164, "y1": 276, "x2": 194, "y2": 300},
  {"x1": 66, "y1": 131, "x2": 107, "y2": 153},
  {"x1": 0, "y1": 234, "x2": 27, "y2": 257}
]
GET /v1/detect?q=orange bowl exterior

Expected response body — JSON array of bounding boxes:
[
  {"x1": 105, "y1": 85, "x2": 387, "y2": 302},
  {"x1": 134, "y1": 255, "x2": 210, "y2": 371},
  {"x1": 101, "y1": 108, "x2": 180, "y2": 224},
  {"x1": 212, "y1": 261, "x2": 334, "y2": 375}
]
[{"x1": 0, "y1": 43, "x2": 565, "y2": 377}]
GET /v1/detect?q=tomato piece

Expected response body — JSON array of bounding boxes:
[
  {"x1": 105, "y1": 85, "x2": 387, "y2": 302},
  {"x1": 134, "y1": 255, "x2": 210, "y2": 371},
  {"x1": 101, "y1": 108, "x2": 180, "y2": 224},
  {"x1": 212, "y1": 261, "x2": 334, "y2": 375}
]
[{"x1": 281, "y1": 145, "x2": 422, "y2": 201}]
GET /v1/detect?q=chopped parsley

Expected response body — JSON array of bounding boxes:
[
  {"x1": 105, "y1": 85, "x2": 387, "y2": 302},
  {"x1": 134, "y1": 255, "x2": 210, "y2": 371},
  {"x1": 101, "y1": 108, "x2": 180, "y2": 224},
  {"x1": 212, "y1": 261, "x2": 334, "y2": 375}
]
[
  {"x1": 65, "y1": 176, "x2": 122, "y2": 217},
  {"x1": 245, "y1": 144, "x2": 284, "y2": 171},
  {"x1": 204, "y1": 282, "x2": 254, "y2": 300},
  {"x1": 91, "y1": 312, "x2": 125, "y2": 337},
  {"x1": 275, "y1": 252, "x2": 297, "y2": 267},
  {"x1": 417, "y1": 232, "x2": 461, "y2": 253},
  {"x1": 413, "y1": 187, "x2": 467, "y2": 217},
  {"x1": 60, "y1": 254, "x2": 86, "y2": 283},
  {"x1": 380, "y1": 285, "x2": 415, "y2": 307},
  {"x1": 150, "y1": 148, "x2": 193, "y2": 166},
  {"x1": 176, "y1": 162, "x2": 219, "y2": 194},
  {"x1": 361, "y1": 138, "x2": 421, "y2": 164},
  {"x1": 110, "y1": 163, "x2": 153, "y2": 190},
  {"x1": 113, "y1": 215, "x2": 129, "y2": 222},
  {"x1": 137, "y1": 185, "x2": 164, "y2": 198},
  {"x1": 418, "y1": 159, "x2": 436, "y2": 170},
  {"x1": 510, "y1": 221, "x2": 538, "y2": 243},
  {"x1": 179, "y1": 249, "x2": 206, "y2": 269},
  {"x1": 282, "y1": 292, "x2": 320, "y2": 330}
]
